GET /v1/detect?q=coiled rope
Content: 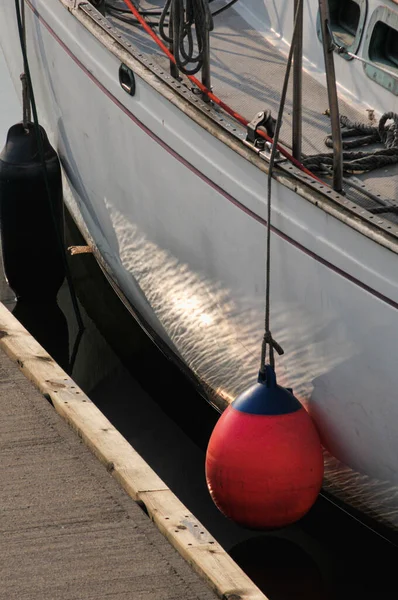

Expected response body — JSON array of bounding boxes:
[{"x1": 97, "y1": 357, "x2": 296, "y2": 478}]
[
  {"x1": 105, "y1": 0, "x2": 238, "y2": 29},
  {"x1": 159, "y1": 0, "x2": 213, "y2": 75},
  {"x1": 304, "y1": 112, "x2": 398, "y2": 174},
  {"x1": 121, "y1": 0, "x2": 320, "y2": 180}
]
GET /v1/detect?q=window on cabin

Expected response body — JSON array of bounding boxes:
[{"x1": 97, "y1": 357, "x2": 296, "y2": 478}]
[
  {"x1": 369, "y1": 21, "x2": 398, "y2": 70},
  {"x1": 330, "y1": 0, "x2": 361, "y2": 47},
  {"x1": 317, "y1": 0, "x2": 367, "y2": 58},
  {"x1": 363, "y1": 6, "x2": 398, "y2": 95}
]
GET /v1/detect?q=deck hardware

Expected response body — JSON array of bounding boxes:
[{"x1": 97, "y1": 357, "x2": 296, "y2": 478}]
[
  {"x1": 259, "y1": 142, "x2": 283, "y2": 164},
  {"x1": 119, "y1": 63, "x2": 136, "y2": 96},
  {"x1": 245, "y1": 111, "x2": 276, "y2": 150},
  {"x1": 68, "y1": 245, "x2": 93, "y2": 255}
]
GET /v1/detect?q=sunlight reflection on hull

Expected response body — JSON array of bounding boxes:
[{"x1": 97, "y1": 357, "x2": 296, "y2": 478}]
[
  {"x1": 106, "y1": 200, "x2": 398, "y2": 534},
  {"x1": 106, "y1": 201, "x2": 354, "y2": 404}
]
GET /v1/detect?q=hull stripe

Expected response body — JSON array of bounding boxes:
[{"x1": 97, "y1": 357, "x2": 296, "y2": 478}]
[{"x1": 25, "y1": 0, "x2": 398, "y2": 311}]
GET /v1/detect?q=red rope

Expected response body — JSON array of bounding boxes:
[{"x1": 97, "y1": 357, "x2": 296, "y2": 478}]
[{"x1": 122, "y1": 0, "x2": 321, "y2": 181}]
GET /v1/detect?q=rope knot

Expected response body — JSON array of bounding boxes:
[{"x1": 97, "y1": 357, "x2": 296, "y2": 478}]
[{"x1": 260, "y1": 331, "x2": 284, "y2": 372}]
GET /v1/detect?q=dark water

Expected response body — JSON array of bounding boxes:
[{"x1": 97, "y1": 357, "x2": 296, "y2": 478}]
[{"x1": 2, "y1": 210, "x2": 398, "y2": 600}]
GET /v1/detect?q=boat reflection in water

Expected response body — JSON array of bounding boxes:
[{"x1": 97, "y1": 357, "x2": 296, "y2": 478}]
[
  {"x1": 12, "y1": 298, "x2": 70, "y2": 373},
  {"x1": 230, "y1": 536, "x2": 328, "y2": 600}
]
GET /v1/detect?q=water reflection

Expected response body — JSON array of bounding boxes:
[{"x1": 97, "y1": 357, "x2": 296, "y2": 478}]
[
  {"x1": 229, "y1": 535, "x2": 329, "y2": 600},
  {"x1": 12, "y1": 299, "x2": 70, "y2": 372}
]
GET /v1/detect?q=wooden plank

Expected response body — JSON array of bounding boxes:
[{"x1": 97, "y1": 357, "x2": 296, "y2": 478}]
[
  {"x1": 0, "y1": 304, "x2": 165, "y2": 496},
  {"x1": 0, "y1": 301, "x2": 268, "y2": 600},
  {"x1": 140, "y1": 489, "x2": 266, "y2": 600}
]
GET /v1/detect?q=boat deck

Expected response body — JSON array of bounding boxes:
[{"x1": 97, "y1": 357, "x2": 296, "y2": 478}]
[{"x1": 107, "y1": 0, "x2": 398, "y2": 224}]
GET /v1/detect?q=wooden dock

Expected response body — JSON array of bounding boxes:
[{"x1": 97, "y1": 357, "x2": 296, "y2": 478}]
[{"x1": 0, "y1": 301, "x2": 266, "y2": 600}]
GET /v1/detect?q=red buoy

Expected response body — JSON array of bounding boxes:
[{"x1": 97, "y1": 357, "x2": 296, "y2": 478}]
[{"x1": 205, "y1": 366, "x2": 324, "y2": 529}]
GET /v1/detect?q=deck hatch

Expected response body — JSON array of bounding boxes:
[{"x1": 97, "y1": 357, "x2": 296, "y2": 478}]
[
  {"x1": 364, "y1": 6, "x2": 398, "y2": 95},
  {"x1": 317, "y1": 0, "x2": 368, "y2": 59}
]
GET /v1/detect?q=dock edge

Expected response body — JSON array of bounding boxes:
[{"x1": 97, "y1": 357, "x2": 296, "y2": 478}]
[{"x1": 0, "y1": 301, "x2": 267, "y2": 600}]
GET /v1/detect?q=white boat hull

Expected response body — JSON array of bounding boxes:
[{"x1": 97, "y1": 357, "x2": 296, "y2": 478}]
[{"x1": 2, "y1": 0, "x2": 398, "y2": 535}]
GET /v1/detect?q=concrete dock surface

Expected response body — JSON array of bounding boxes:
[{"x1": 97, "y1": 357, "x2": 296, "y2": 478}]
[{"x1": 0, "y1": 347, "x2": 218, "y2": 600}]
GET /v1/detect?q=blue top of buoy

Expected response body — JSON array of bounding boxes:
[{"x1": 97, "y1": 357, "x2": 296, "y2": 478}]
[{"x1": 232, "y1": 365, "x2": 302, "y2": 415}]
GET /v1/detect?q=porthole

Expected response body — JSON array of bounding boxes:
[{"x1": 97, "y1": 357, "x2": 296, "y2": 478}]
[
  {"x1": 317, "y1": 0, "x2": 368, "y2": 60},
  {"x1": 363, "y1": 6, "x2": 398, "y2": 94}
]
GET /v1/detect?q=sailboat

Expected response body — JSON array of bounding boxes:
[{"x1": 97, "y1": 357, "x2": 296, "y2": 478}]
[{"x1": 2, "y1": 0, "x2": 398, "y2": 540}]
